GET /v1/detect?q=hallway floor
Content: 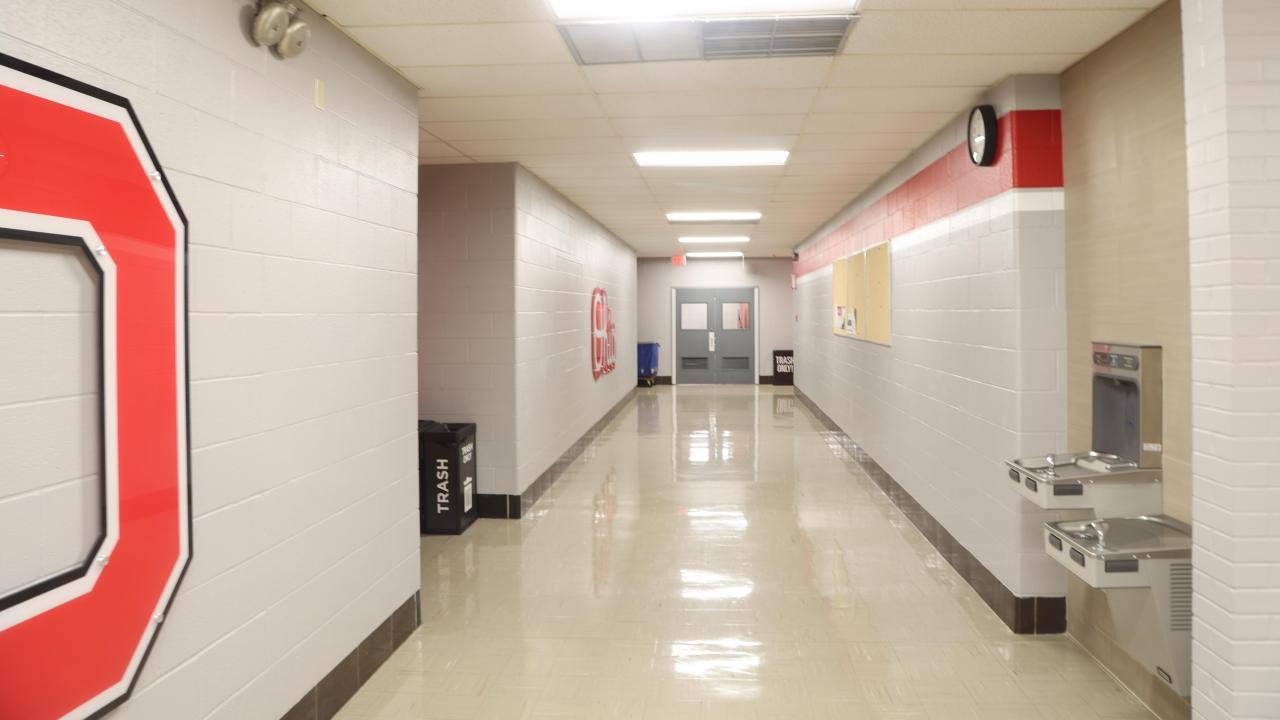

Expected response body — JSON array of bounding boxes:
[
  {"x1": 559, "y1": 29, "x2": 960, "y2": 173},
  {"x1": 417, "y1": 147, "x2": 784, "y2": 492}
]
[{"x1": 339, "y1": 386, "x2": 1156, "y2": 720}]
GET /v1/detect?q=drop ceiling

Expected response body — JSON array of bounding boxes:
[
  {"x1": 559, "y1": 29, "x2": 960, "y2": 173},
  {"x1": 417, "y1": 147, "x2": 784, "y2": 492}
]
[{"x1": 308, "y1": 0, "x2": 1163, "y2": 257}]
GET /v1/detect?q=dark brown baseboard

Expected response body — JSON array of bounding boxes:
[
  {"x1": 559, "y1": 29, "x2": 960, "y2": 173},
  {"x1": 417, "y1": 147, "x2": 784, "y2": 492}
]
[
  {"x1": 638, "y1": 375, "x2": 672, "y2": 386},
  {"x1": 476, "y1": 388, "x2": 637, "y2": 520},
  {"x1": 281, "y1": 591, "x2": 421, "y2": 720},
  {"x1": 793, "y1": 388, "x2": 1065, "y2": 635}
]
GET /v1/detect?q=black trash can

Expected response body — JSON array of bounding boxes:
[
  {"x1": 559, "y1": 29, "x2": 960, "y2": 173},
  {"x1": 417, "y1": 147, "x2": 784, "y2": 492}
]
[
  {"x1": 772, "y1": 349, "x2": 794, "y2": 386},
  {"x1": 418, "y1": 421, "x2": 478, "y2": 535}
]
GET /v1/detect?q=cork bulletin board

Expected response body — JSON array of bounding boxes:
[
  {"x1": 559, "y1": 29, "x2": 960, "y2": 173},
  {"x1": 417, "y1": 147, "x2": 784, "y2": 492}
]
[{"x1": 832, "y1": 243, "x2": 890, "y2": 345}]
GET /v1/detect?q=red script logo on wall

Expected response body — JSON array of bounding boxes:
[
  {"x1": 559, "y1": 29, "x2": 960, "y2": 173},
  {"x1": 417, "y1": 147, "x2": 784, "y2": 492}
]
[
  {"x1": 0, "y1": 53, "x2": 191, "y2": 719},
  {"x1": 591, "y1": 288, "x2": 617, "y2": 380}
]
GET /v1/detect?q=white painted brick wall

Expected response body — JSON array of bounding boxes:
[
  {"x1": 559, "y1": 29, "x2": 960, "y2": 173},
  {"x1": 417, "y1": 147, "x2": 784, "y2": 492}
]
[
  {"x1": 793, "y1": 76, "x2": 1069, "y2": 598},
  {"x1": 0, "y1": 243, "x2": 102, "y2": 599},
  {"x1": 513, "y1": 166, "x2": 637, "y2": 492},
  {"x1": 418, "y1": 164, "x2": 637, "y2": 497},
  {"x1": 795, "y1": 195, "x2": 1068, "y2": 597},
  {"x1": 1181, "y1": 1, "x2": 1280, "y2": 717},
  {"x1": 418, "y1": 163, "x2": 520, "y2": 494},
  {"x1": 0, "y1": 1, "x2": 420, "y2": 718}
]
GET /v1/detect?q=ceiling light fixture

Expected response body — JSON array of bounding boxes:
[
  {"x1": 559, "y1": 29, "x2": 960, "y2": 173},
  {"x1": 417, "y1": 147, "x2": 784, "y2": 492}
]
[
  {"x1": 667, "y1": 211, "x2": 763, "y2": 223},
  {"x1": 549, "y1": 0, "x2": 857, "y2": 21},
  {"x1": 686, "y1": 251, "x2": 746, "y2": 259},
  {"x1": 634, "y1": 150, "x2": 789, "y2": 167},
  {"x1": 679, "y1": 236, "x2": 751, "y2": 244}
]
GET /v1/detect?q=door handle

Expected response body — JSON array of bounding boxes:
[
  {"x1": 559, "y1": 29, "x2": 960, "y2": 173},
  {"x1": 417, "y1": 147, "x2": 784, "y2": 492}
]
[{"x1": 709, "y1": 331, "x2": 716, "y2": 353}]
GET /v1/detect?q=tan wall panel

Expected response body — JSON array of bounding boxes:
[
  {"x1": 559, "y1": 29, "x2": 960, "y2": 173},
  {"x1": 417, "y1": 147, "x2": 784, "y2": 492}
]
[
  {"x1": 1061, "y1": 2, "x2": 1191, "y2": 717},
  {"x1": 865, "y1": 244, "x2": 891, "y2": 344},
  {"x1": 847, "y1": 252, "x2": 867, "y2": 338},
  {"x1": 832, "y1": 257, "x2": 849, "y2": 333}
]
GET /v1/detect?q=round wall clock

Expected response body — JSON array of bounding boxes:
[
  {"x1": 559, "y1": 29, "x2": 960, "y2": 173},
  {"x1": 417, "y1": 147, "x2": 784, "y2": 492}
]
[{"x1": 968, "y1": 104, "x2": 998, "y2": 166}]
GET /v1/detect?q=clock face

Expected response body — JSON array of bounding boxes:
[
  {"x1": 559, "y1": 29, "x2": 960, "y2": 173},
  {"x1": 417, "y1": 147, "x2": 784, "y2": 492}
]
[
  {"x1": 968, "y1": 105, "x2": 997, "y2": 166},
  {"x1": 969, "y1": 109, "x2": 987, "y2": 163}
]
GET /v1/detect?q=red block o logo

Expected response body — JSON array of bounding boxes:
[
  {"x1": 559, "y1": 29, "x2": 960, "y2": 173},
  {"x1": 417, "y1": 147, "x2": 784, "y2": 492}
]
[
  {"x1": 591, "y1": 288, "x2": 616, "y2": 380},
  {"x1": 0, "y1": 54, "x2": 191, "y2": 719}
]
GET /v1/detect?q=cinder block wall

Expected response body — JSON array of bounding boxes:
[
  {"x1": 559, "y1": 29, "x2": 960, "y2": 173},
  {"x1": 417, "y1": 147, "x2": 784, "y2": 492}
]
[
  {"x1": 1181, "y1": 1, "x2": 1280, "y2": 717},
  {"x1": 418, "y1": 163, "x2": 520, "y2": 494},
  {"x1": 512, "y1": 166, "x2": 637, "y2": 491},
  {"x1": 793, "y1": 76, "x2": 1069, "y2": 600},
  {"x1": 418, "y1": 163, "x2": 638, "y2": 498},
  {"x1": 0, "y1": 1, "x2": 421, "y2": 717}
]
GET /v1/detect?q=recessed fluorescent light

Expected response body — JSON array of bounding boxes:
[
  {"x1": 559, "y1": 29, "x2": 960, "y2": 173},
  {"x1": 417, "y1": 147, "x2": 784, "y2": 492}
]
[
  {"x1": 667, "y1": 211, "x2": 763, "y2": 223},
  {"x1": 549, "y1": 0, "x2": 858, "y2": 20},
  {"x1": 634, "y1": 150, "x2": 789, "y2": 167},
  {"x1": 686, "y1": 251, "x2": 746, "y2": 259},
  {"x1": 679, "y1": 236, "x2": 751, "y2": 244}
]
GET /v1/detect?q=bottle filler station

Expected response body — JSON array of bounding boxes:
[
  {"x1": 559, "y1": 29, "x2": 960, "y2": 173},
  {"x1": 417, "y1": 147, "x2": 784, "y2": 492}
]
[{"x1": 1007, "y1": 342, "x2": 1192, "y2": 697}]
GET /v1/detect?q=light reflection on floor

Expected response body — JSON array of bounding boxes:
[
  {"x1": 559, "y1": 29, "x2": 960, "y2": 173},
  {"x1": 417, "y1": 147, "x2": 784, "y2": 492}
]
[{"x1": 338, "y1": 385, "x2": 1157, "y2": 720}]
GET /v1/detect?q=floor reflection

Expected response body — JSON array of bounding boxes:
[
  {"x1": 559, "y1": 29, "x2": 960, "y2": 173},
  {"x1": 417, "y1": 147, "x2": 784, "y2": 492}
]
[
  {"x1": 672, "y1": 386, "x2": 758, "y2": 481},
  {"x1": 670, "y1": 638, "x2": 762, "y2": 679},
  {"x1": 342, "y1": 385, "x2": 1158, "y2": 720}
]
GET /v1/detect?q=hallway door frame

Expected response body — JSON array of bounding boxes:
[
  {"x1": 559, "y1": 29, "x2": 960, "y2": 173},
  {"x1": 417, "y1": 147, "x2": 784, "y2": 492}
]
[{"x1": 670, "y1": 286, "x2": 760, "y2": 385}]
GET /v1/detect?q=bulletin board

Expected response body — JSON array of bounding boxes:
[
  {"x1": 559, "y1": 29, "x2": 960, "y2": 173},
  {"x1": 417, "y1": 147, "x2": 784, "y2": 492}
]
[{"x1": 832, "y1": 243, "x2": 891, "y2": 344}]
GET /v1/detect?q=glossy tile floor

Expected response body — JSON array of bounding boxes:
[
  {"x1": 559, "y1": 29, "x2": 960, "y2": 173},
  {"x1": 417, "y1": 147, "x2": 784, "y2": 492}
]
[{"x1": 340, "y1": 386, "x2": 1156, "y2": 720}]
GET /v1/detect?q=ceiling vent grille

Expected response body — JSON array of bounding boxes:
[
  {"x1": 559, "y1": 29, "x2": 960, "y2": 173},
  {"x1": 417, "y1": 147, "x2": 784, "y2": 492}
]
[{"x1": 559, "y1": 14, "x2": 857, "y2": 65}]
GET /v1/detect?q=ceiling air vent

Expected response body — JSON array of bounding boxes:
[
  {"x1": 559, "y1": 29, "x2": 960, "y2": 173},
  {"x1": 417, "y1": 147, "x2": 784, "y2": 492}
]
[{"x1": 558, "y1": 14, "x2": 857, "y2": 65}]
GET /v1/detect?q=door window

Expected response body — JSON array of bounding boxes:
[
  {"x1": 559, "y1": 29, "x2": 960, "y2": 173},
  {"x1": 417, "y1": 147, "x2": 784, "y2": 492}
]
[
  {"x1": 721, "y1": 302, "x2": 750, "y2": 330},
  {"x1": 680, "y1": 303, "x2": 708, "y2": 330}
]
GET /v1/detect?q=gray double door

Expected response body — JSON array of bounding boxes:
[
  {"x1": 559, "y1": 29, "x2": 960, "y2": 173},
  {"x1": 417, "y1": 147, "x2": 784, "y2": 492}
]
[{"x1": 675, "y1": 288, "x2": 755, "y2": 384}]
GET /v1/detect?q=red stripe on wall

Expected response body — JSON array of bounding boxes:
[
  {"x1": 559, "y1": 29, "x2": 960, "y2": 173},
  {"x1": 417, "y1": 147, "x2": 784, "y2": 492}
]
[{"x1": 793, "y1": 109, "x2": 1063, "y2": 277}]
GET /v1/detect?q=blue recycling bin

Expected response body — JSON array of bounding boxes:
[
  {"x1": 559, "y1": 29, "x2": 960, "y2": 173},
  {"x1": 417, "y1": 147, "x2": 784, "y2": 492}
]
[{"x1": 637, "y1": 342, "x2": 660, "y2": 387}]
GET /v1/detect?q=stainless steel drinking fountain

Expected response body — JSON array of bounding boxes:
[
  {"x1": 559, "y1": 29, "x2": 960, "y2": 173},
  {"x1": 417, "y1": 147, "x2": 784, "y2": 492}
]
[
  {"x1": 1007, "y1": 343, "x2": 1163, "y2": 516},
  {"x1": 1007, "y1": 342, "x2": 1192, "y2": 698},
  {"x1": 1044, "y1": 515, "x2": 1192, "y2": 696}
]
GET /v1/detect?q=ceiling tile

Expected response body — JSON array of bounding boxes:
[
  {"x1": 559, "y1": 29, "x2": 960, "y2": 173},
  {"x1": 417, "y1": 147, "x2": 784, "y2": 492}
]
[
  {"x1": 532, "y1": 165, "x2": 643, "y2": 180},
  {"x1": 859, "y1": 0, "x2": 1160, "y2": 8},
  {"x1": 561, "y1": 23, "x2": 643, "y2": 65},
  {"x1": 423, "y1": 118, "x2": 616, "y2": 141},
  {"x1": 623, "y1": 135, "x2": 800, "y2": 152},
  {"x1": 843, "y1": 10, "x2": 1148, "y2": 55},
  {"x1": 795, "y1": 132, "x2": 931, "y2": 150},
  {"x1": 420, "y1": 141, "x2": 466, "y2": 160},
  {"x1": 775, "y1": 176, "x2": 872, "y2": 192},
  {"x1": 420, "y1": 95, "x2": 604, "y2": 122},
  {"x1": 346, "y1": 23, "x2": 571, "y2": 66},
  {"x1": 639, "y1": 166, "x2": 784, "y2": 181},
  {"x1": 326, "y1": 0, "x2": 1159, "y2": 256},
  {"x1": 582, "y1": 57, "x2": 833, "y2": 94},
  {"x1": 598, "y1": 88, "x2": 820, "y2": 118},
  {"x1": 612, "y1": 115, "x2": 807, "y2": 137},
  {"x1": 784, "y1": 164, "x2": 888, "y2": 178},
  {"x1": 309, "y1": 0, "x2": 551, "y2": 25},
  {"x1": 453, "y1": 137, "x2": 627, "y2": 157},
  {"x1": 828, "y1": 53, "x2": 1082, "y2": 87},
  {"x1": 517, "y1": 154, "x2": 638, "y2": 168},
  {"x1": 805, "y1": 112, "x2": 954, "y2": 134},
  {"x1": 551, "y1": 178, "x2": 652, "y2": 192},
  {"x1": 789, "y1": 148, "x2": 911, "y2": 164},
  {"x1": 813, "y1": 86, "x2": 986, "y2": 114},
  {"x1": 407, "y1": 64, "x2": 590, "y2": 97}
]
